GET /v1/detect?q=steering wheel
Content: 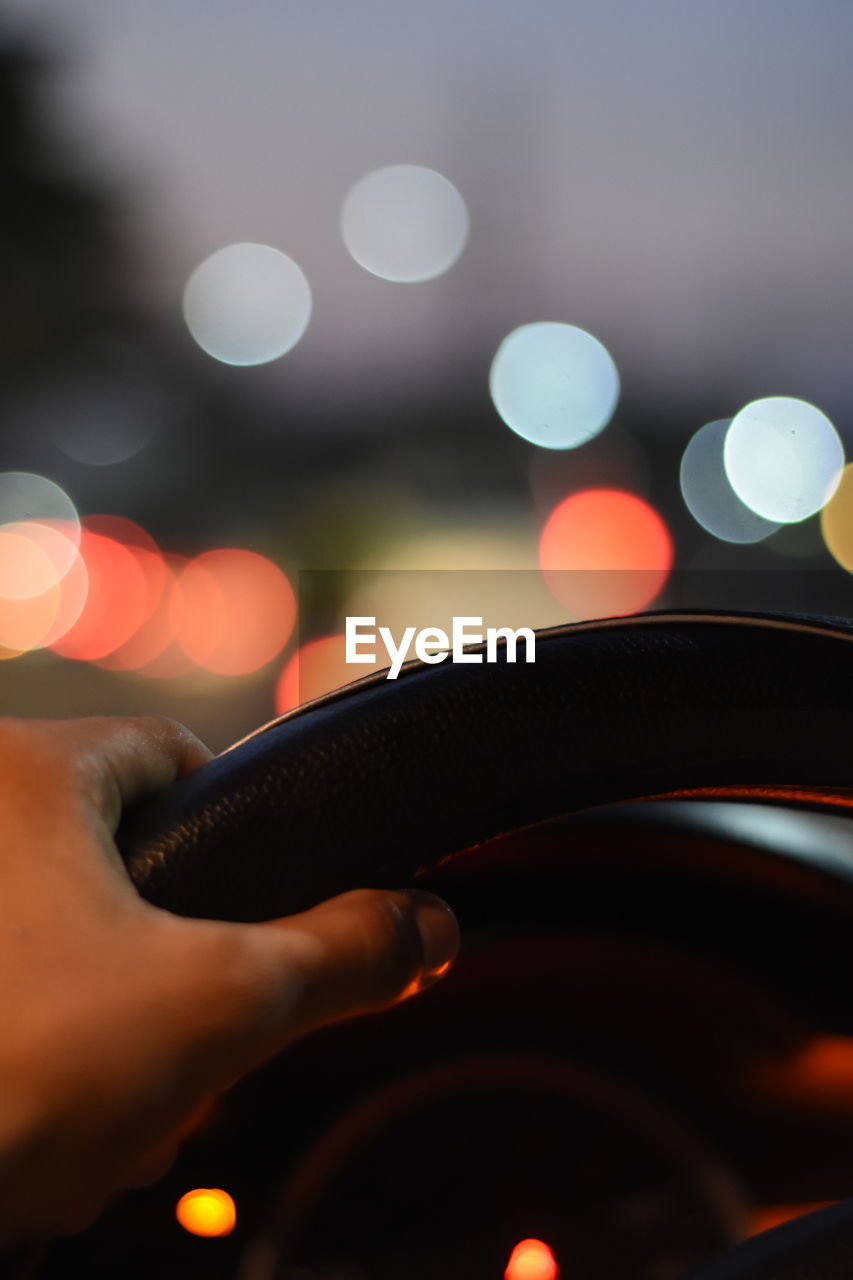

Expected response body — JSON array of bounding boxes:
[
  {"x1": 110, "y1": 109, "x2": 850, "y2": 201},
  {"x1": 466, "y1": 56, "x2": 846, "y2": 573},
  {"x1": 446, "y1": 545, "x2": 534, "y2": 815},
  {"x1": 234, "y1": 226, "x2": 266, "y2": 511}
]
[{"x1": 118, "y1": 609, "x2": 853, "y2": 1280}]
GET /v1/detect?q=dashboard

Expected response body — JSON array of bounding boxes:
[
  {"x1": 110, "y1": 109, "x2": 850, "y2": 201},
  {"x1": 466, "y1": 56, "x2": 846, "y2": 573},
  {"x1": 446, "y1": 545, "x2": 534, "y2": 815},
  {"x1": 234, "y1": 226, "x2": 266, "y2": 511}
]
[{"x1": 35, "y1": 801, "x2": 853, "y2": 1280}]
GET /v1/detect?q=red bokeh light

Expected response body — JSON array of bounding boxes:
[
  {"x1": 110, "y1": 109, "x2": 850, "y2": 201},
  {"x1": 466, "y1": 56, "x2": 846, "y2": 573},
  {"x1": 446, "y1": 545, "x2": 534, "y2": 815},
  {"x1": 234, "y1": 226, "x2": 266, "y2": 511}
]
[
  {"x1": 39, "y1": 540, "x2": 90, "y2": 649},
  {"x1": 176, "y1": 549, "x2": 296, "y2": 676},
  {"x1": 50, "y1": 528, "x2": 150, "y2": 661},
  {"x1": 538, "y1": 488, "x2": 673, "y2": 618},
  {"x1": 133, "y1": 553, "x2": 198, "y2": 680},
  {"x1": 84, "y1": 515, "x2": 172, "y2": 670},
  {"x1": 275, "y1": 633, "x2": 385, "y2": 713},
  {"x1": 97, "y1": 550, "x2": 174, "y2": 673}
]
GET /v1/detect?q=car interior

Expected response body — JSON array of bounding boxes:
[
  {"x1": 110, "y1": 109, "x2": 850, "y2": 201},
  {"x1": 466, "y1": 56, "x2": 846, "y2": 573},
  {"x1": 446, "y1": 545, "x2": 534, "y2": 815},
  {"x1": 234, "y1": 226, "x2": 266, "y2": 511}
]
[
  {"x1": 2, "y1": 2, "x2": 853, "y2": 1278},
  {"x1": 22, "y1": 610, "x2": 853, "y2": 1280}
]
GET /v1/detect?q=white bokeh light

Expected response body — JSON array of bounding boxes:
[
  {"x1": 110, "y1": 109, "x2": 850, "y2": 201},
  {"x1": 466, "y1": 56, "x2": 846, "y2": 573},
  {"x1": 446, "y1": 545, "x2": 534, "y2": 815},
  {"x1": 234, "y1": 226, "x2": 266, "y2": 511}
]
[
  {"x1": 182, "y1": 243, "x2": 312, "y2": 366},
  {"x1": 489, "y1": 322, "x2": 619, "y2": 450},
  {"x1": 0, "y1": 471, "x2": 80, "y2": 576},
  {"x1": 51, "y1": 383, "x2": 157, "y2": 466},
  {"x1": 680, "y1": 419, "x2": 780, "y2": 543},
  {"x1": 340, "y1": 164, "x2": 469, "y2": 283},
  {"x1": 41, "y1": 343, "x2": 163, "y2": 467},
  {"x1": 0, "y1": 471, "x2": 79, "y2": 531},
  {"x1": 0, "y1": 474, "x2": 81, "y2": 609},
  {"x1": 724, "y1": 397, "x2": 844, "y2": 523}
]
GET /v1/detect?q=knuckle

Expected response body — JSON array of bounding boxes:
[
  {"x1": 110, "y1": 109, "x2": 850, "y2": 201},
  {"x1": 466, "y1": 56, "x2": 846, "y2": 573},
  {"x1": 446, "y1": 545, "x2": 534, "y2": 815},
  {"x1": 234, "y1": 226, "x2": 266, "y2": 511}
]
[
  {"x1": 135, "y1": 713, "x2": 192, "y2": 746},
  {"x1": 136, "y1": 714, "x2": 210, "y2": 764}
]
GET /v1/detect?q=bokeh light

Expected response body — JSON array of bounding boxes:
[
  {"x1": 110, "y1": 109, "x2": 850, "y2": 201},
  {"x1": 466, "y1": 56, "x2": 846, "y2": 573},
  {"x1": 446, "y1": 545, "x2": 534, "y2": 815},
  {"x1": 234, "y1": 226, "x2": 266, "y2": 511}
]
[
  {"x1": 0, "y1": 472, "x2": 80, "y2": 570},
  {"x1": 0, "y1": 531, "x2": 60, "y2": 654},
  {"x1": 175, "y1": 1188, "x2": 236, "y2": 1238},
  {"x1": 275, "y1": 634, "x2": 374, "y2": 713},
  {"x1": 52, "y1": 394, "x2": 156, "y2": 467},
  {"x1": 0, "y1": 522, "x2": 88, "y2": 656},
  {"x1": 539, "y1": 489, "x2": 673, "y2": 619},
  {"x1": 37, "y1": 342, "x2": 164, "y2": 467},
  {"x1": 680, "y1": 419, "x2": 780, "y2": 543},
  {"x1": 176, "y1": 549, "x2": 296, "y2": 676},
  {"x1": 132, "y1": 553, "x2": 198, "y2": 680},
  {"x1": 821, "y1": 463, "x2": 853, "y2": 573},
  {"x1": 50, "y1": 527, "x2": 151, "y2": 662},
  {"x1": 489, "y1": 322, "x2": 619, "y2": 450},
  {"x1": 505, "y1": 1238, "x2": 559, "y2": 1280},
  {"x1": 724, "y1": 396, "x2": 844, "y2": 523},
  {"x1": 0, "y1": 523, "x2": 68, "y2": 600},
  {"x1": 37, "y1": 539, "x2": 90, "y2": 649},
  {"x1": 182, "y1": 243, "x2": 312, "y2": 366},
  {"x1": 340, "y1": 164, "x2": 469, "y2": 282},
  {"x1": 80, "y1": 520, "x2": 170, "y2": 673},
  {"x1": 97, "y1": 557, "x2": 175, "y2": 672}
]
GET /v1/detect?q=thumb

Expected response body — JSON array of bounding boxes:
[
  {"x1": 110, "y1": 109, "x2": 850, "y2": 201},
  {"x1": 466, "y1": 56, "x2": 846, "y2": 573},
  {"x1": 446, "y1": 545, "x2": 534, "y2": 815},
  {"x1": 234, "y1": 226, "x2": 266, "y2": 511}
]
[
  {"x1": 173, "y1": 888, "x2": 460, "y2": 1086},
  {"x1": 265, "y1": 887, "x2": 460, "y2": 1029}
]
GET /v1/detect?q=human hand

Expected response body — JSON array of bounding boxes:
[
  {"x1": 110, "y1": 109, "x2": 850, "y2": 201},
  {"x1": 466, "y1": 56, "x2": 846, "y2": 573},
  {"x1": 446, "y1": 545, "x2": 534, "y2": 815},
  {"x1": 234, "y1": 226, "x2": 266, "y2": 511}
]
[{"x1": 0, "y1": 715, "x2": 459, "y2": 1245}]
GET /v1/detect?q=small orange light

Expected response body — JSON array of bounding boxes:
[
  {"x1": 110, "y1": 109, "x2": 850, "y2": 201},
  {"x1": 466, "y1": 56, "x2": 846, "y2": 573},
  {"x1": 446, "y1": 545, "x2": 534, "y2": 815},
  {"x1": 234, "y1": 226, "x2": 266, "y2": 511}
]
[
  {"x1": 505, "y1": 1238, "x2": 559, "y2": 1280},
  {"x1": 175, "y1": 1187, "x2": 236, "y2": 1238}
]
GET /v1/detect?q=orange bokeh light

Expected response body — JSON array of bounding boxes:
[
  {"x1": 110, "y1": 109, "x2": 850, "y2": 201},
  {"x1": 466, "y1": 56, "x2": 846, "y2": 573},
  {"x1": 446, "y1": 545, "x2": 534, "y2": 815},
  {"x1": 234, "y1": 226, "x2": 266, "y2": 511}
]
[
  {"x1": 133, "y1": 552, "x2": 198, "y2": 680},
  {"x1": 505, "y1": 1238, "x2": 559, "y2": 1280},
  {"x1": 0, "y1": 530, "x2": 60, "y2": 653},
  {"x1": 749, "y1": 1036, "x2": 853, "y2": 1110},
  {"x1": 50, "y1": 528, "x2": 150, "y2": 661},
  {"x1": 0, "y1": 524, "x2": 61, "y2": 599},
  {"x1": 538, "y1": 488, "x2": 673, "y2": 619},
  {"x1": 275, "y1": 633, "x2": 385, "y2": 713},
  {"x1": 175, "y1": 1187, "x2": 236, "y2": 1238},
  {"x1": 0, "y1": 522, "x2": 89, "y2": 655},
  {"x1": 39, "y1": 538, "x2": 90, "y2": 649},
  {"x1": 81, "y1": 516, "x2": 171, "y2": 671},
  {"x1": 96, "y1": 547, "x2": 171, "y2": 672},
  {"x1": 176, "y1": 549, "x2": 296, "y2": 676}
]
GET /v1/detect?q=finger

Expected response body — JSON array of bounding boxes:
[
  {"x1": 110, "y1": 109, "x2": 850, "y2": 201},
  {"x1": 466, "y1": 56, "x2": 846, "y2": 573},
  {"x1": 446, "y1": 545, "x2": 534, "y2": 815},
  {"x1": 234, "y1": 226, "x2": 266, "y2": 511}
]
[
  {"x1": 49, "y1": 715, "x2": 213, "y2": 832},
  {"x1": 263, "y1": 887, "x2": 461, "y2": 1029},
  {"x1": 171, "y1": 888, "x2": 460, "y2": 1085}
]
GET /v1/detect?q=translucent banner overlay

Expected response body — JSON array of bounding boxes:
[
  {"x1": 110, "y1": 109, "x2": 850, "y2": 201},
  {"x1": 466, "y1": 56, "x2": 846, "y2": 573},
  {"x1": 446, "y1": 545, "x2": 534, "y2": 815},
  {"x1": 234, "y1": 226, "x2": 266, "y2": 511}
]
[{"x1": 277, "y1": 569, "x2": 853, "y2": 710}]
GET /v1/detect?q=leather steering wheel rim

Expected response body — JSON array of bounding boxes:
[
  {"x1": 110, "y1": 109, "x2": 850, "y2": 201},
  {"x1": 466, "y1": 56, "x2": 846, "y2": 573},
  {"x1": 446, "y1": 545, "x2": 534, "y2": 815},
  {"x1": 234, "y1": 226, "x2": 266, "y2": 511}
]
[
  {"x1": 116, "y1": 608, "x2": 853, "y2": 1280},
  {"x1": 120, "y1": 609, "x2": 853, "y2": 921}
]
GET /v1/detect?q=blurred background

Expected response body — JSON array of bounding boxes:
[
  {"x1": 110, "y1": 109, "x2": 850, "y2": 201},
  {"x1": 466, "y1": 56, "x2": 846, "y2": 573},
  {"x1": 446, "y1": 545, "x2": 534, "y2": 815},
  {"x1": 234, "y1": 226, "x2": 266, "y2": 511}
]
[{"x1": 1, "y1": 0, "x2": 852, "y2": 750}]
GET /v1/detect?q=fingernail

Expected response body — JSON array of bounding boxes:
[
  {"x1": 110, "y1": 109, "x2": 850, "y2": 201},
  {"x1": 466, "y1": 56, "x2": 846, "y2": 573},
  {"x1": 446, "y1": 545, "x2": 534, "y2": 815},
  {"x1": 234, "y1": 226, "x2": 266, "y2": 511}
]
[{"x1": 402, "y1": 889, "x2": 460, "y2": 986}]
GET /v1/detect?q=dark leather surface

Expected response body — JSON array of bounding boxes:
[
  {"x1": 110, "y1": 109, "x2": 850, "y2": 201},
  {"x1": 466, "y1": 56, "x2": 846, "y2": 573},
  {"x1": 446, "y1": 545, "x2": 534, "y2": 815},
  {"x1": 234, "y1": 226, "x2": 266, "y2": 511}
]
[{"x1": 117, "y1": 610, "x2": 853, "y2": 922}]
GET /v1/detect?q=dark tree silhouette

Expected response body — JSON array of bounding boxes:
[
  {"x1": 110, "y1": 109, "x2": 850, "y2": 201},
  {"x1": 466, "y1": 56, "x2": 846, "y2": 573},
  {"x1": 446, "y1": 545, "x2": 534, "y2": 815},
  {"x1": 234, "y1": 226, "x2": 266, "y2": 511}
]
[{"x1": 0, "y1": 39, "x2": 129, "y2": 384}]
